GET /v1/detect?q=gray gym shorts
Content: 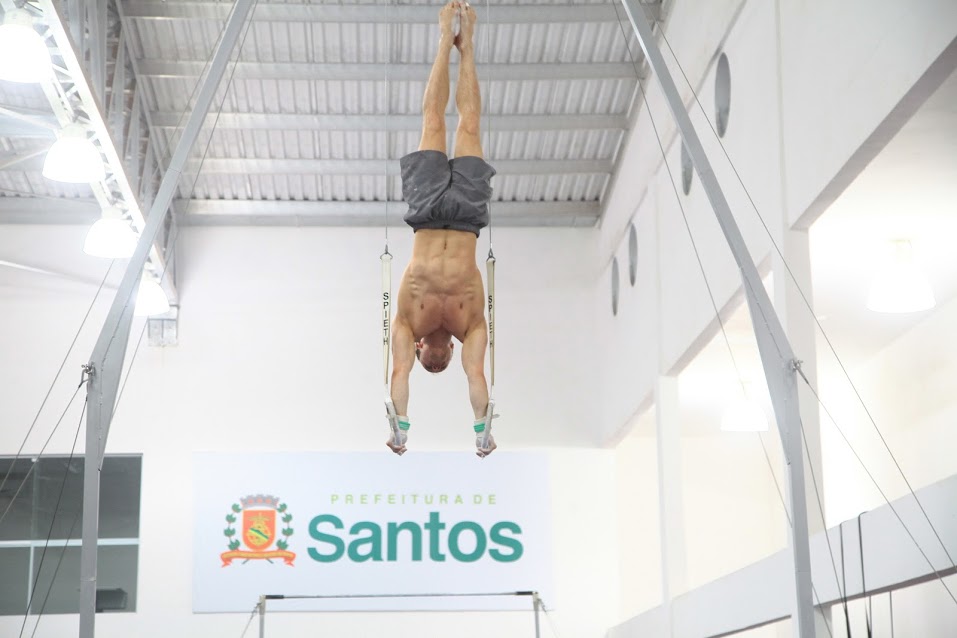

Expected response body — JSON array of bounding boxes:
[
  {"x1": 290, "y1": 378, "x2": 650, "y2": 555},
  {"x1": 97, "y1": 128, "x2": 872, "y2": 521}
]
[{"x1": 399, "y1": 150, "x2": 496, "y2": 237}]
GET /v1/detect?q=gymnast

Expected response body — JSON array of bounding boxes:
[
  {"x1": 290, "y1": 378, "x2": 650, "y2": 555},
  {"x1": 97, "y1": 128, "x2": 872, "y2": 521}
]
[{"x1": 387, "y1": 1, "x2": 496, "y2": 458}]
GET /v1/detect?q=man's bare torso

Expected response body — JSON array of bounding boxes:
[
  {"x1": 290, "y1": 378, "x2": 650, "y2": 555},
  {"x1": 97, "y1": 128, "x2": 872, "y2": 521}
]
[{"x1": 397, "y1": 229, "x2": 485, "y2": 341}]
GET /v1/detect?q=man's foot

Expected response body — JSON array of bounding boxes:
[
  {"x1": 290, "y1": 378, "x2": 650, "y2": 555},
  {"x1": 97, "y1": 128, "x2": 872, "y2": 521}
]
[
  {"x1": 439, "y1": 1, "x2": 459, "y2": 46},
  {"x1": 454, "y1": 2, "x2": 476, "y2": 52}
]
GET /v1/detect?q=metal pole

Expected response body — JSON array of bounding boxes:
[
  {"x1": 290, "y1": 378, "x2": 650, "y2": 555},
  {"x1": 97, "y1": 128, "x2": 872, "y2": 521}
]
[
  {"x1": 78, "y1": 2, "x2": 257, "y2": 636},
  {"x1": 616, "y1": 2, "x2": 816, "y2": 636},
  {"x1": 259, "y1": 595, "x2": 267, "y2": 638},
  {"x1": 532, "y1": 592, "x2": 541, "y2": 638}
]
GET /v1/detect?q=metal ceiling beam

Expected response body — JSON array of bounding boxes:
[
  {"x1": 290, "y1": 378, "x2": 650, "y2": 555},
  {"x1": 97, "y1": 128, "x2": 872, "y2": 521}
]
[
  {"x1": 123, "y1": 2, "x2": 661, "y2": 24},
  {"x1": 179, "y1": 199, "x2": 600, "y2": 227},
  {"x1": 183, "y1": 158, "x2": 612, "y2": 176},
  {"x1": 138, "y1": 61, "x2": 638, "y2": 82},
  {"x1": 150, "y1": 112, "x2": 629, "y2": 132},
  {"x1": 2, "y1": 155, "x2": 614, "y2": 176},
  {"x1": 0, "y1": 197, "x2": 102, "y2": 224},
  {"x1": 0, "y1": 196, "x2": 600, "y2": 226},
  {"x1": 0, "y1": 107, "x2": 59, "y2": 137},
  {"x1": 37, "y1": 0, "x2": 177, "y2": 302}
]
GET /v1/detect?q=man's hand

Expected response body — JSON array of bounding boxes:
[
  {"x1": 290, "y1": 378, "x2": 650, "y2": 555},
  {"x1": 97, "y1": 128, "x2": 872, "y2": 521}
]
[
  {"x1": 387, "y1": 438, "x2": 407, "y2": 456},
  {"x1": 475, "y1": 434, "x2": 496, "y2": 458}
]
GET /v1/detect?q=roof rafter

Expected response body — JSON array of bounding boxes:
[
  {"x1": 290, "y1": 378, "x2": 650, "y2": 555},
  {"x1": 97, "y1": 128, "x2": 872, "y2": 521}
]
[{"x1": 138, "y1": 61, "x2": 638, "y2": 82}]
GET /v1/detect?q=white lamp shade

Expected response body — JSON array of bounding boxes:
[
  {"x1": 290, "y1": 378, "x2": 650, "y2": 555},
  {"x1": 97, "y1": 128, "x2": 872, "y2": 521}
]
[
  {"x1": 866, "y1": 241, "x2": 936, "y2": 314},
  {"x1": 0, "y1": 23, "x2": 51, "y2": 83},
  {"x1": 135, "y1": 279, "x2": 170, "y2": 317},
  {"x1": 42, "y1": 135, "x2": 106, "y2": 183},
  {"x1": 721, "y1": 397, "x2": 769, "y2": 432},
  {"x1": 84, "y1": 218, "x2": 137, "y2": 258}
]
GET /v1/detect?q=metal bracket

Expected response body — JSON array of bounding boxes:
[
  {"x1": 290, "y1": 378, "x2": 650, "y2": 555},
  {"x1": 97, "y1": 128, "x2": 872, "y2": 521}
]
[{"x1": 147, "y1": 306, "x2": 179, "y2": 347}]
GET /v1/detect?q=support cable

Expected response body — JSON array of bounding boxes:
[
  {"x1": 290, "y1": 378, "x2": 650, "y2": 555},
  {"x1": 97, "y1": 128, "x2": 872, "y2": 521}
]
[
  {"x1": 654, "y1": 27, "x2": 957, "y2": 581},
  {"x1": 18, "y1": 395, "x2": 87, "y2": 637},
  {"x1": 6, "y1": 2, "x2": 258, "y2": 631},
  {"x1": 239, "y1": 602, "x2": 261, "y2": 638},
  {"x1": 0, "y1": 260, "x2": 114, "y2": 499},
  {"x1": 0, "y1": 379, "x2": 88, "y2": 527},
  {"x1": 857, "y1": 513, "x2": 874, "y2": 637},
  {"x1": 484, "y1": 0, "x2": 493, "y2": 251},
  {"x1": 29, "y1": 505, "x2": 81, "y2": 637},
  {"x1": 541, "y1": 600, "x2": 564, "y2": 638},
  {"x1": 98, "y1": 0, "x2": 260, "y2": 361},
  {"x1": 838, "y1": 523, "x2": 854, "y2": 636},
  {"x1": 609, "y1": 4, "x2": 843, "y2": 631},
  {"x1": 482, "y1": 0, "x2": 497, "y2": 448},
  {"x1": 381, "y1": 0, "x2": 393, "y2": 397},
  {"x1": 383, "y1": 0, "x2": 392, "y2": 250},
  {"x1": 794, "y1": 342, "x2": 957, "y2": 605},
  {"x1": 95, "y1": 0, "x2": 260, "y2": 436}
]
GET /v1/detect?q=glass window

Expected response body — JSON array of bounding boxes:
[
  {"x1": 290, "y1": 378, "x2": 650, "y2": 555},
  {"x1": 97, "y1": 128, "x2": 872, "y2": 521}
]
[
  {"x1": 0, "y1": 548, "x2": 29, "y2": 615},
  {"x1": 0, "y1": 458, "x2": 35, "y2": 541},
  {"x1": 0, "y1": 454, "x2": 141, "y2": 616},
  {"x1": 30, "y1": 545, "x2": 138, "y2": 614}
]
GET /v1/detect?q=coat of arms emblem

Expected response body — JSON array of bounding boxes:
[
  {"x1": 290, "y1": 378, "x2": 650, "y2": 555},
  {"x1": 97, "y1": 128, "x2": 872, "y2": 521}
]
[{"x1": 221, "y1": 494, "x2": 296, "y2": 566}]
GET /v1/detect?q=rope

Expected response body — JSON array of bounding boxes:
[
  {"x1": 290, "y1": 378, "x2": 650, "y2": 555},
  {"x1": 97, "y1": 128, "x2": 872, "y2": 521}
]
[
  {"x1": 381, "y1": 0, "x2": 393, "y2": 397},
  {"x1": 655, "y1": 23, "x2": 957, "y2": 584},
  {"x1": 483, "y1": 0, "x2": 496, "y2": 409},
  {"x1": 484, "y1": 0, "x2": 493, "y2": 252},
  {"x1": 383, "y1": 0, "x2": 392, "y2": 250},
  {"x1": 0, "y1": 258, "x2": 114, "y2": 500},
  {"x1": 19, "y1": 396, "x2": 86, "y2": 638},
  {"x1": 607, "y1": 4, "x2": 848, "y2": 632}
]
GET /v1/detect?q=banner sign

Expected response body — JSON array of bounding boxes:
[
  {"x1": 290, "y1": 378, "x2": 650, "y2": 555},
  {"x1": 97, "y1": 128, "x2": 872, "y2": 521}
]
[{"x1": 192, "y1": 452, "x2": 552, "y2": 612}]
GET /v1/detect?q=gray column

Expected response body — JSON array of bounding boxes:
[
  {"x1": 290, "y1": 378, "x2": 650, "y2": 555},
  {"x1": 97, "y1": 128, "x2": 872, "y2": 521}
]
[{"x1": 78, "y1": 1, "x2": 258, "y2": 636}]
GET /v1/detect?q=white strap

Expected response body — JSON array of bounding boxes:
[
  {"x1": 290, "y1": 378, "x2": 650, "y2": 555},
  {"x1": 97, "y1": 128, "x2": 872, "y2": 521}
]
[
  {"x1": 486, "y1": 251, "x2": 495, "y2": 391},
  {"x1": 381, "y1": 250, "x2": 393, "y2": 387},
  {"x1": 478, "y1": 252, "x2": 498, "y2": 454}
]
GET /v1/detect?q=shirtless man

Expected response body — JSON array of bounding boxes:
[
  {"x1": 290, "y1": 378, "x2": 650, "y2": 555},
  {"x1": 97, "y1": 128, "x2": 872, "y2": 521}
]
[{"x1": 388, "y1": 1, "x2": 496, "y2": 457}]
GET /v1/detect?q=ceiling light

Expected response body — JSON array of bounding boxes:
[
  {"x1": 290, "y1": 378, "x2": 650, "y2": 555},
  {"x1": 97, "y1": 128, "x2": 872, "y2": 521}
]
[
  {"x1": 135, "y1": 278, "x2": 170, "y2": 317},
  {"x1": 866, "y1": 240, "x2": 936, "y2": 314},
  {"x1": 721, "y1": 393, "x2": 769, "y2": 432},
  {"x1": 0, "y1": 11, "x2": 51, "y2": 83},
  {"x1": 42, "y1": 123, "x2": 106, "y2": 183},
  {"x1": 84, "y1": 207, "x2": 138, "y2": 258}
]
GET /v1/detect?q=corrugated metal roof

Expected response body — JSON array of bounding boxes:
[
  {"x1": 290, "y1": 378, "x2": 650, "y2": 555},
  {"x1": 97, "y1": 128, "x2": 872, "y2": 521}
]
[{"x1": 1, "y1": 0, "x2": 655, "y2": 225}]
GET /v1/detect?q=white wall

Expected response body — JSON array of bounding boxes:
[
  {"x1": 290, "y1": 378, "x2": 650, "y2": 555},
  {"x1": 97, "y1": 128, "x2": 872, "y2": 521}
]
[
  {"x1": 598, "y1": 0, "x2": 957, "y2": 444},
  {"x1": 601, "y1": 0, "x2": 957, "y2": 634},
  {"x1": 820, "y1": 294, "x2": 957, "y2": 637},
  {"x1": 614, "y1": 427, "x2": 662, "y2": 622},
  {"x1": 0, "y1": 225, "x2": 625, "y2": 637}
]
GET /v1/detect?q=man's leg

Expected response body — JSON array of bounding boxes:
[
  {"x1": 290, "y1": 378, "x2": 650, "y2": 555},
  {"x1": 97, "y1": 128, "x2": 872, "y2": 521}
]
[
  {"x1": 418, "y1": 2, "x2": 458, "y2": 153},
  {"x1": 453, "y1": 2, "x2": 483, "y2": 159}
]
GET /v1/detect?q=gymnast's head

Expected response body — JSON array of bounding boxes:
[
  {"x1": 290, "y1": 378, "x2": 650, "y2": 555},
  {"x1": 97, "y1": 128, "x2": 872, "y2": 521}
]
[{"x1": 415, "y1": 335, "x2": 454, "y2": 373}]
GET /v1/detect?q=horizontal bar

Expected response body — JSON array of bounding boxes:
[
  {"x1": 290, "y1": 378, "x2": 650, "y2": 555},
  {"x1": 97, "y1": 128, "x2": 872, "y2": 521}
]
[
  {"x1": 184, "y1": 158, "x2": 611, "y2": 175},
  {"x1": 150, "y1": 112, "x2": 628, "y2": 132},
  {"x1": 138, "y1": 61, "x2": 637, "y2": 82},
  {"x1": 125, "y1": 2, "x2": 647, "y2": 23},
  {"x1": 263, "y1": 591, "x2": 539, "y2": 601}
]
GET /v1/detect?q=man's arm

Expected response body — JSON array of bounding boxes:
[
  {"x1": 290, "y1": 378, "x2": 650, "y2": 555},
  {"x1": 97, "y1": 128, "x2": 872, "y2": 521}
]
[
  {"x1": 461, "y1": 319, "x2": 489, "y2": 420},
  {"x1": 390, "y1": 316, "x2": 416, "y2": 418},
  {"x1": 386, "y1": 316, "x2": 416, "y2": 455}
]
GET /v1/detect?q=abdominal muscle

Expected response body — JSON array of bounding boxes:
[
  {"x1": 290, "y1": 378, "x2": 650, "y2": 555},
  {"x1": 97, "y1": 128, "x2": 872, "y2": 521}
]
[{"x1": 397, "y1": 230, "x2": 485, "y2": 341}]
